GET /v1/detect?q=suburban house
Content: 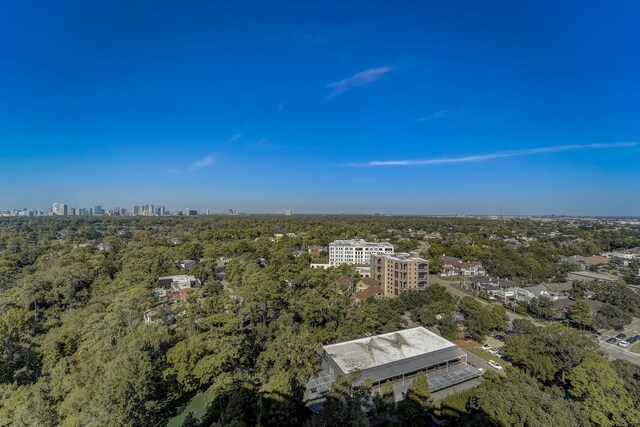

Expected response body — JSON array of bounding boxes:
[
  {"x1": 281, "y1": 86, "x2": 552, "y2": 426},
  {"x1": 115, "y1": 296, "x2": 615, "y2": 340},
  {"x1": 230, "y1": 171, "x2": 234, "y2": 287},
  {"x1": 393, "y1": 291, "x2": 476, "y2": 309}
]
[
  {"x1": 552, "y1": 298, "x2": 604, "y2": 320},
  {"x1": 440, "y1": 256, "x2": 486, "y2": 277},
  {"x1": 559, "y1": 255, "x2": 609, "y2": 271},
  {"x1": 356, "y1": 277, "x2": 381, "y2": 293},
  {"x1": 179, "y1": 259, "x2": 196, "y2": 269},
  {"x1": 352, "y1": 281, "x2": 384, "y2": 305},
  {"x1": 471, "y1": 276, "x2": 519, "y2": 296},
  {"x1": 308, "y1": 245, "x2": 327, "y2": 258},
  {"x1": 494, "y1": 284, "x2": 561, "y2": 303},
  {"x1": 152, "y1": 275, "x2": 202, "y2": 298}
]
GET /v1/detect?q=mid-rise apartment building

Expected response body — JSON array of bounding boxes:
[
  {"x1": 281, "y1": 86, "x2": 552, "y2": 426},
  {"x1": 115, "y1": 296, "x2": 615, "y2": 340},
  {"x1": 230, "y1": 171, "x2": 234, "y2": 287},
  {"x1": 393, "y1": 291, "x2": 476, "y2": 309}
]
[
  {"x1": 371, "y1": 252, "x2": 429, "y2": 298},
  {"x1": 329, "y1": 239, "x2": 394, "y2": 266}
]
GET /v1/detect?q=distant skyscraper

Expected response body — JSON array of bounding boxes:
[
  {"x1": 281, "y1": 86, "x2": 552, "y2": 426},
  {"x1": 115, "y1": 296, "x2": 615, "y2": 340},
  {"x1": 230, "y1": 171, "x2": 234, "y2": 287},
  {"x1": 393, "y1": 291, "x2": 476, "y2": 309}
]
[
  {"x1": 60, "y1": 204, "x2": 68, "y2": 215},
  {"x1": 52, "y1": 203, "x2": 59, "y2": 215},
  {"x1": 285, "y1": 209, "x2": 292, "y2": 216},
  {"x1": 206, "y1": 209, "x2": 212, "y2": 215},
  {"x1": 94, "y1": 205, "x2": 102, "y2": 215}
]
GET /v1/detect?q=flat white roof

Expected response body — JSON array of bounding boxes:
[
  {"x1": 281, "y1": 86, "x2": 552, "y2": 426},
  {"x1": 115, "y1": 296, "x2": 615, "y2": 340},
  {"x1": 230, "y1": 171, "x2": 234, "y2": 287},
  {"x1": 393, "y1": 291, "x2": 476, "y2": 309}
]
[
  {"x1": 330, "y1": 239, "x2": 394, "y2": 248},
  {"x1": 324, "y1": 327, "x2": 456, "y2": 374}
]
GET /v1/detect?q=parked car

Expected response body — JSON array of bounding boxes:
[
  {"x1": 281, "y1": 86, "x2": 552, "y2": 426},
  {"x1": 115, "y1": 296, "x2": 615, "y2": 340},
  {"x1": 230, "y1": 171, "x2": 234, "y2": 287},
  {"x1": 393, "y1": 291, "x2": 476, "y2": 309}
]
[
  {"x1": 477, "y1": 368, "x2": 485, "y2": 375},
  {"x1": 627, "y1": 336, "x2": 637, "y2": 344},
  {"x1": 481, "y1": 344, "x2": 492, "y2": 351},
  {"x1": 488, "y1": 360, "x2": 503, "y2": 371},
  {"x1": 494, "y1": 334, "x2": 505, "y2": 342},
  {"x1": 616, "y1": 333, "x2": 627, "y2": 339},
  {"x1": 488, "y1": 348, "x2": 499, "y2": 355},
  {"x1": 606, "y1": 337, "x2": 617, "y2": 344},
  {"x1": 618, "y1": 341, "x2": 630, "y2": 348}
]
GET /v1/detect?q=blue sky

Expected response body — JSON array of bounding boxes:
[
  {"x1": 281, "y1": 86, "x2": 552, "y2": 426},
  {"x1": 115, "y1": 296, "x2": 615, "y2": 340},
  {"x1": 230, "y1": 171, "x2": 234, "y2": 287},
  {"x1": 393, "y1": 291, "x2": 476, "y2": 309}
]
[{"x1": 1, "y1": 1, "x2": 639, "y2": 215}]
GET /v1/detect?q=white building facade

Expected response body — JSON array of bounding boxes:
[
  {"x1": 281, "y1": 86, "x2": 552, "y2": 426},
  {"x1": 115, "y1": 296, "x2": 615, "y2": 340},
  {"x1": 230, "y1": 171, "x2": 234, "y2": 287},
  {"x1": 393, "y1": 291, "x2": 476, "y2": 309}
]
[{"x1": 329, "y1": 239, "x2": 394, "y2": 266}]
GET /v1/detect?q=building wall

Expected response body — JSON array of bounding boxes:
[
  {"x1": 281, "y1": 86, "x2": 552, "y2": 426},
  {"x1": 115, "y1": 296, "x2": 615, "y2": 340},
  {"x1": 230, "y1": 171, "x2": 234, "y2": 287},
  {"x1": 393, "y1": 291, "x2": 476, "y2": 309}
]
[
  {"x1": 329, "y1": 239, "x2": 394, "y2": 266},
  {"x1": 372, "y1": 253, "x2": 429, "y2": 298}
]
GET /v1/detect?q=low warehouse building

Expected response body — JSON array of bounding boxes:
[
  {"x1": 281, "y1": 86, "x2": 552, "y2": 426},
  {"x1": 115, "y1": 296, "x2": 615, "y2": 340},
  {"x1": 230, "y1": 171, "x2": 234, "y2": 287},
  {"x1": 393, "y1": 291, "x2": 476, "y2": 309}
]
[{"x1": 304, "y1": 327, "x2": 481, "y2": 406}]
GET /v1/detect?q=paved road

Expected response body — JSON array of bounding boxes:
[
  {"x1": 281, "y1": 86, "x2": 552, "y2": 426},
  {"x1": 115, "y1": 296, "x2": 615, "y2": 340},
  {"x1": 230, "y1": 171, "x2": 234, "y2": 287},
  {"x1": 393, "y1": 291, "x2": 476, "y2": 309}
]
[
  {"x1": 600, "y1": 342, "x2": 640, "y2": 365},
  {"x1": 464, "y1": 349, "x2": 506, "y2": 376},
  {"x1": 429, "y1": 274, "x2": 542, "y2": 327},
  {"x1": 430, "y1": 274, "x2": 640, "y2": 366},
  {"x1": 598, "y1": 319, "x2": 640, "y2": 365}
]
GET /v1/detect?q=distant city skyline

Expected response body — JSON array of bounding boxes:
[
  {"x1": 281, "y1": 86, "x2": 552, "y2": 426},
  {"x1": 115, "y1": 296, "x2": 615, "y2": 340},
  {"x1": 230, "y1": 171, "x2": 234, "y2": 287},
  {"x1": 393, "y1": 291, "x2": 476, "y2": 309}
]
[{"x1": 1, "y1": 2, "x2": 639, "y2": 215}]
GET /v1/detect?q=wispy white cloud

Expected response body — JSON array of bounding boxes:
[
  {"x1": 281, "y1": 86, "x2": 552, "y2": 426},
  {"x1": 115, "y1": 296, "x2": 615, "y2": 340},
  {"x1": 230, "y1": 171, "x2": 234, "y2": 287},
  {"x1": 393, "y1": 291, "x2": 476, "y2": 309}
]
[
  {"x1": 228, "y1": 132, "x2": 243, "y2": 143},
  {"x1": 417, "y1": 110, "x2": 454, "y2": 122},
  {"x1": 348, "y1": 142, "x2": 638, "y2": 167},
  {"x1": 327, "y1": 66, "x2": 393, "y2": 98},
  {"x1": 188, "y1": 155, "x2": 215, "y2": 172}
]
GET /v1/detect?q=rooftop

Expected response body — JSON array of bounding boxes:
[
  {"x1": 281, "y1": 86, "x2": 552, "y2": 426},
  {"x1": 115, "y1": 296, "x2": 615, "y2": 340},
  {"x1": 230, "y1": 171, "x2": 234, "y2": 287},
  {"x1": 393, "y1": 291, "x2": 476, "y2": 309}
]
[
  {"x1": 374, "y1": 252, "x2": 427, "y2": 262},
  {"x1": 323, "y1": 327, "x2": 455, "y2": 374},
  {"x1": 568, "y1": 271, "x2": 618, "y2": 281},
  {"x1": 330, "y1": 239, "x2": 394, "y2": 248}
]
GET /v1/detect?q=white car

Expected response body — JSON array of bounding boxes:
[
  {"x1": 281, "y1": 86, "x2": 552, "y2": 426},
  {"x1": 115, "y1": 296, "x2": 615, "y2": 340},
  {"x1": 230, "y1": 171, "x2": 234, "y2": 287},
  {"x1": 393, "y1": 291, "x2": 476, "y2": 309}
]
[
  {"x1": 618, "y1": 341, "x2": 630, "y2": 348},
  {"x1": 477, "y1": 368, "x2": 485, "y2": 375},
  {"x1": 488, "y1": 348, "x2": 499, "y2": 355},
  {"x1": 488, "y1": 360, "x2": 503, "y2": 371},
  {"x1": 481, "y1": 344, "x2": 492, "y2": 351}
]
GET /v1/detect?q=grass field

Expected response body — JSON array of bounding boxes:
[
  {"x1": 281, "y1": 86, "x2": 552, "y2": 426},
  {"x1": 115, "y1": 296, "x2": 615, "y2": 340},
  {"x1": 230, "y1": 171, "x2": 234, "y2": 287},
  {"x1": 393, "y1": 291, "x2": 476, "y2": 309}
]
[{"x1": 630, "y1": 342, "x2": 640, "y2": 354}]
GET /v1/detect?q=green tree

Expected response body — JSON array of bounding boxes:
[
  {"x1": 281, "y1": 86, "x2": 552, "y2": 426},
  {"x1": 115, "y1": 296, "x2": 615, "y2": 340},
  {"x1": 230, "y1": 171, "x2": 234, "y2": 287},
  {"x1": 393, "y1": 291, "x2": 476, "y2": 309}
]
[
  {"x1": 468, "y1": 371, "x2": 586, "y2": 427},
  {"x1": 568, "y1": 353, "x2": 640, "y2": 427},
  {"x1": 0, "y1": 307, "x2": 39, "y2": 384},
  {"x1": 372, "y1": 380, "x2": 396, "y2": 425},
  {"x1": 569, "y1": 299, "x2": 593, "y2": 330},
  {"x1": 437, "y1": 313, "x2": 459, "y2": 341},
  {"x1": 504, "y1": 325, "x2": 598, "y2": 384},
  {"x1": 397, "y1": 374, "x2": 433, "y2": 426},
  {"x1": 322, "y1": 371, "x2": 373, "y2": 427}
]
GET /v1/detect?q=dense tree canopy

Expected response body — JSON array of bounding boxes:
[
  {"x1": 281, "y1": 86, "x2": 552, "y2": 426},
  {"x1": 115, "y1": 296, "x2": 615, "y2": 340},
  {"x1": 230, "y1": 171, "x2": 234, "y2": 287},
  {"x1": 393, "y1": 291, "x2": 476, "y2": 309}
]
[{"x1": 0, "y1": 215, "x2": 638, "y2": 426}]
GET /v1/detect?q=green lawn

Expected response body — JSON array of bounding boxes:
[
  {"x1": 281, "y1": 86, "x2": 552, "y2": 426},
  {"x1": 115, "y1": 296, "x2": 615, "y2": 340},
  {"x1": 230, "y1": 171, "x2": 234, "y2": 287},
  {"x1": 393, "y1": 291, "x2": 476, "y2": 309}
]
[
  {"x1": 630, "y1": 343, "x2": 640, "y2": 354},
  {"x1": 467, "y1": 347, "x2": 508, "y2": 367}
]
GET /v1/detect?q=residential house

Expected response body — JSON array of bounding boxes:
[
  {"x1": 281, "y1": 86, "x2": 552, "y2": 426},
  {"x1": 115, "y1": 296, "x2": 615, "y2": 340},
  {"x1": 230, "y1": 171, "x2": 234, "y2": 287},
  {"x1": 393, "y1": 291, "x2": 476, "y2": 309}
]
[
  {"x1": 356, "y1": 277, "x2": 381, "y2": 293},
  {"x1": 352, "y1": 281, "x2": 384, "y2": 305},
  {"x1": 440, "y1": 256, "x2": 486, "y2": 277},
  {"x1": 552, "y1": 298, "x2": 604, "y2": 320},
  {"x1": 156, "y1": 275, "x2": 202, "y2": 293},
  {"x1": 308, "y1": 245, "x2": 327, "y2": 258},
  {"x1": 180, "y1": 259, "x2": 196, "y2": 269},
  {"x1": 471, "y1": 276, "x2": 520, "y2": 296}
]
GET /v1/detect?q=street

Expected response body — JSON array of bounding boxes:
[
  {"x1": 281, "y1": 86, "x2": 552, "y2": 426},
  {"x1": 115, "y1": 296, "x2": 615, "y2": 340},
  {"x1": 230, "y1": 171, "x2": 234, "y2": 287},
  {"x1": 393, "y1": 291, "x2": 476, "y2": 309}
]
[
  {"x1": 598, "y1": 318, "x2": 640, "y2": 365},
  {"x1": 430, "y1": 274, "x2": 640, "y2": 367}
]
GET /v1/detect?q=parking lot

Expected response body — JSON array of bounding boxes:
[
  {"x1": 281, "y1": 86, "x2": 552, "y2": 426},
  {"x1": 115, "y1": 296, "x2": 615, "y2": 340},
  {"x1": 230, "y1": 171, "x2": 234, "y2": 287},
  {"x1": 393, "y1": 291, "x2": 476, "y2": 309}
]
[
  {"x1": 600, "y1": 317, "x2": 640, "y2": 348},
  {"x1": 598, "y1": 318, "x2": 640, "y2": 365}
]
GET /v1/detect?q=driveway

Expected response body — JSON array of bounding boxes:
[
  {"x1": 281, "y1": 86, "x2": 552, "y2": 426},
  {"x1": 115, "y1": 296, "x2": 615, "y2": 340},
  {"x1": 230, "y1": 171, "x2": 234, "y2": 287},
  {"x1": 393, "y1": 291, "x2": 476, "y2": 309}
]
[{"x1": 464, "y1": 349, "x2": 506, "y2": 377}]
